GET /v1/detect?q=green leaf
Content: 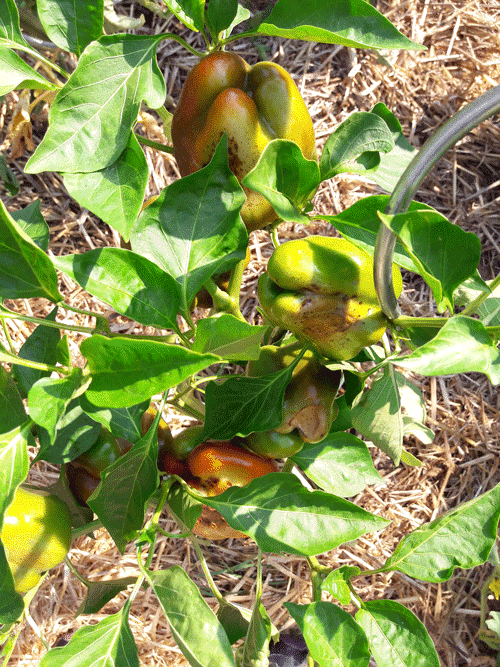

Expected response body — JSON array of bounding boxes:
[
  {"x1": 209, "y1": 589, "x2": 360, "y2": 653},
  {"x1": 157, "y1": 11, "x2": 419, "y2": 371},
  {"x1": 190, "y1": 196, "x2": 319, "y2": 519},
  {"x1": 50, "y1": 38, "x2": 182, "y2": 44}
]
[
  {"x1": 237, "y1": 599, "x2": 271, "y2": 667},
  {"x1": 0, "y1": 0, "x2": 26, "y2": 45},
  {"x1": 242, "y1": 139, "x2": 320, "y2": 224},
  {"x1": 0, "y1": 46, "x2": 56, "y2": 95},
  {"x1": 356, "y1": 600, "x2": 439, "y2": 667},
  {"x1": 0, "y1": 198, "x2": 61, "y2": 302},
  {"x1": 368, "y1": 103, "x2": 418, "y2": 192},
  {"x1": 163, "y1": 0, "x2": 206, "y2": 32},
  {"x1": 40, "y1": 610, "x2": 139, "y2": 667},
  {"x1": 88, "y1": 424, "x2": 159, "y2": 552},
  {"x1": 201, "y1": 365, "x2": 296, "y2": 442},
  {"x1": 0, "y1": 151, "x2": 19, "y2": 195},
  {"x1": 321, "y1": 565, "x2": 361, "y2": 604},
  {"x1": 394, "y1": 315, "x2": 500, "y2": 385},
  {"x1": 35, "y1": 398, "x2": 101, "y2": 464},
  {"x1": 79, "y1": 396, "x2": 149, "y2": 443},
  {"x1": 0, "y1": 543, "x2": 24, "y2": 624},
  {"x1": 81, "y1": 335, "x2": 220, "y2": 408},
  {"x1": 193, "y1": 314, "x2": 267, "y2": 361},
  {"x1": 37, "y1": 0, "x2": 104, "y2": 56},
  {"x1": 25, "y1": 34, "x2": 165, "y2": 174},
  {"x1": 76, "y1": 576, "x2": 137, "y2": 616},
  {"x1": 351, "y1": 365, "x2": 403, "y2": 465},
  {"x1": 0, "y1": 422, "x2": 31, "y2": 520},
  {"x1": 380, "y1": 481, "x2": 500, "y2": 582},
  {"x1": 27, "y1": 368, "x2": 85, "y2": 442},
  {"x1": 11, "y1": 200, "x2": 50, "y2": 251},
  {"x1": 257, "y1": 0, "x2": 425, "y2": 50},
  {"x1": 206, "y1": 0, "x2": 238, "y2": 34},
  {"x1": 217, "y1": 600, "x2": 253, "y2": 646},
  {"x1": 53, "y1": 248, "x2": 181, "y2": 331},
  {"x1": 319, "y1": 195, "x2": 437, "y2": 272},
  {"x1": 56, "y1": 335, "x2": 71, "y2": 367},
  {"x1": 131, "y1": 135, "x2": 247, "y2": 318},
  {"x1": 320, "y1": 112, "x2": 394, "y2": 180},
  {"x1": 286, "y1": 601, "x2": 370, "y2": 667},
  {"x1": 166, "y1": 482, "x2": 202, "y2": 532},
  {"x1": 146, "y1": 566, "x2": 236, "y2": 667},
  {"x1": 0, "y1": 366, "x2": 26, "y2": 435},
  {"x1": 191, "y1": 473, "x2": 389, "y2": 556},
  {"x1": 63, "y1": 132, "x2": 148, "y2": 242},
  {"x1": 291, "y1": 432, "x2": 384, "y2": 497},
  {"x1": 12, "y1": 306, "x2": 59, "y2": 394},
  {"x1": 456, "y1": 279, "x2": 500, "y2": 326},
  {"x1": 379, "y1": 210, "x2": 481, "y2": 312}
]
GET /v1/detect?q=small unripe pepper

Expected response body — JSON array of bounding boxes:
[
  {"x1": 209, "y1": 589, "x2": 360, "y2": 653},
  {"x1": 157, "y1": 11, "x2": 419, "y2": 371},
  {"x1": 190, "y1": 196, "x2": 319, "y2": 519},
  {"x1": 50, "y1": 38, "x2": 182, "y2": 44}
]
[
  {"x1": 258, "y1": 236, "x2": 403, "y2": 360},
  {"x1": 171, "y1": 51, "x2": 317, "y2": 232},
  {"x1": 66, "y1": 427, "x2": 134, "y2": 505},
  {"x1": 1, "y1": 487, "x2": 72, "y2": 595}
]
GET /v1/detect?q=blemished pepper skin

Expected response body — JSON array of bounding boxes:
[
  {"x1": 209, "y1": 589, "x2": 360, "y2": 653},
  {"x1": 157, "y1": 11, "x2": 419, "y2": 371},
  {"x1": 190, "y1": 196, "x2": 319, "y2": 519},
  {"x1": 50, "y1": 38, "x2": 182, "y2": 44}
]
[
  {"x1": 1, "y1": 487, "x2": 72, "y2": 595},
  {"x1": 171, "y1": 51, "x2": 317, "y2": 232},
  {"x1": 186, "y1": 442, "x2": 279, "y2": 496},
  {"x1": 246, "y1": 345, "x2": 342, "y2": 444},
  {"x1": 258, "y1": 236, "x2": 403, "y2": 361}
]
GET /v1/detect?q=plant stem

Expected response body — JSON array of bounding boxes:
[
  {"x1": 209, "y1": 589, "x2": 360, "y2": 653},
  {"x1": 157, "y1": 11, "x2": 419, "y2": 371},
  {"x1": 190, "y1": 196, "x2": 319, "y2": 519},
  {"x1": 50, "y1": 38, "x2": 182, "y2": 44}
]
[
  {"x1": 226, "y1": 256, "x2": 249, "y2": 304},
  {"x1": 0, "y1": 307, "x2": 95, "y2": 335},
  {"x1": 64, "y1": 555, "x2": 91, "y2": 586},
  {"x1": 135, "y1": 133, "x2": 174, "y2": 154},
  {"x1": 306, "y1": 555, "x2": 330, "y2": 602},
  {"x1": 159, "y1": 33, "x2": 205, "y2": 58},
  {"x1": 204, "y1": 278, "x2": 246, "y2": 322},
  {"x1": 70, "y1": 518, "x2": 103, "y2": 540},
  {"x1": 0, "y1": 348, "x2": 68, "y2": 374},
  {"x1": 393, "y1": 315, "x2": 447, "y2": 330},
  {"x1": 59, "y1": 302, "x2": 112, "y2": 334},
  {"x1": 462, "y1": 273, "x2": 500, "y2": 317}
]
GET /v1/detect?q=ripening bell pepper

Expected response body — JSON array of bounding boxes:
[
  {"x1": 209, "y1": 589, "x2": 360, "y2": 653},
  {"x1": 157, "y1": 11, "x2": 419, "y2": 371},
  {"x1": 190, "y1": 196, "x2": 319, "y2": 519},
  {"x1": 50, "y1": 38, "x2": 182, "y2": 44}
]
[
  {"x1": 186, "y1": 441, "x2": 278, "y2": 496},
  {"x1": 1, "y1": 487, "x2": 72, "y2": 595},
  {"x1": 171, "y1": 51, "x2": 317, "y2": 232},
  {"x1": 246, "y1": 345, "x2": 342, "y2": 444},
  {"x1": 258, "y1": 236, "x2": 403, "y2": 361}
]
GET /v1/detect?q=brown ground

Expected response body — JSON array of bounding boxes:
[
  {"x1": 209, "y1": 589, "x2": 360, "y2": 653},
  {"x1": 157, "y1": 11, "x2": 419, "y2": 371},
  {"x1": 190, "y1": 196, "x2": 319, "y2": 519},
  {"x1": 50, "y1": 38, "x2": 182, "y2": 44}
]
[{"x1": 1, "y1": 1, "x2": 500, "y2": 665}]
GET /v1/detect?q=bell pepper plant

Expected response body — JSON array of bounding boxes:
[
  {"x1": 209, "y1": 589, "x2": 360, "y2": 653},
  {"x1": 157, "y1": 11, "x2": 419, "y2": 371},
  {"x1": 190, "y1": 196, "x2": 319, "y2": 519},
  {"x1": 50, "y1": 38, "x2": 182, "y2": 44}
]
[{"x1": 1, "y1": 0, "x2": 500, "y2": 666}]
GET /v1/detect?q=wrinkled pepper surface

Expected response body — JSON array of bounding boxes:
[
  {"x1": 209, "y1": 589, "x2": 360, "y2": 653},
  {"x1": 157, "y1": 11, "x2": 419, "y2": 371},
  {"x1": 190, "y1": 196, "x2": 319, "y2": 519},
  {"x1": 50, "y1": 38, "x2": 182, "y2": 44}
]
[
  {"x1": 158, "y1": 426, "x2": 279, "y2": 539},
  {"x1": 258, "y1": 236, "x2": 403, "y2": 360},
  {"x1": 171, "y1": 51, "x2": 317, "y2": 231},
  {"x1": 1, "y1": 487, "x2": 72, "y2": 594},
  {"x1": 246, "y1": 345, "x2": 342, "y2": 445}
]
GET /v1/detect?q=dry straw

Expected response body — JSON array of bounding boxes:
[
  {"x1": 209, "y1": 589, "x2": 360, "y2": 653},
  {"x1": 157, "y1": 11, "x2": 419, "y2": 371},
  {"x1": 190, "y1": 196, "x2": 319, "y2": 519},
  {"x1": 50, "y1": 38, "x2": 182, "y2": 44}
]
[{"x1": 1, "y1": 1, "x2": 500, "y2": 665}]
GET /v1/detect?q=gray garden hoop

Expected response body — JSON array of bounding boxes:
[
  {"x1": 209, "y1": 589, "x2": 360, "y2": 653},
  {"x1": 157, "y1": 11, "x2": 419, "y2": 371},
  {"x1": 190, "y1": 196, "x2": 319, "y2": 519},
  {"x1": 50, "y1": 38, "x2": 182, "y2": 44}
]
[{"x1": 374, "y1": 83, "x2": 500, "y2": 320}]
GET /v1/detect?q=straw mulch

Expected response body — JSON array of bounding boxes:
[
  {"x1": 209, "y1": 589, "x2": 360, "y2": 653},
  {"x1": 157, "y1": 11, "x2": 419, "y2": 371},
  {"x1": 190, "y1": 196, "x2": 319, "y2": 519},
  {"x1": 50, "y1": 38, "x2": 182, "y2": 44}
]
[{"x1": 1, "y1": 1, "x2": 500, "y2": 665}]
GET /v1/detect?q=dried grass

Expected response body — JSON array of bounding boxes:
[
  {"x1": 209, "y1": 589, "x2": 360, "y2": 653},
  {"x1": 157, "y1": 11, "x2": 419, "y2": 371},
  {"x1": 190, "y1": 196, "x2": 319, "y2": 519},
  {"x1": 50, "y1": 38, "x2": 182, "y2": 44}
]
[{"x1": 1, "y1": 1, "x2": 500, "y2": 665}]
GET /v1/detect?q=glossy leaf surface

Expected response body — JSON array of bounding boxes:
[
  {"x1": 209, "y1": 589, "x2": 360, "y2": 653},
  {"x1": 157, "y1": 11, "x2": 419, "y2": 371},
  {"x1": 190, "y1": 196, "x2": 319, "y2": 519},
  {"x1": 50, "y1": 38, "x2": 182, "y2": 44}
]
[{"x1": 190, "y1": 473, "x2": 389, "y2": 556}]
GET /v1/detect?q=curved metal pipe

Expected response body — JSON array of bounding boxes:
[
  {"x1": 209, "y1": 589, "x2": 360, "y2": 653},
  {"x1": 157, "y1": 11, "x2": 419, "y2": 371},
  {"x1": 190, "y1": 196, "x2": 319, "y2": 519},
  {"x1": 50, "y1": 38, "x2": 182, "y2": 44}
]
[{"x1": 374, "y1": 83, "x2": 500, "y2": 320}]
